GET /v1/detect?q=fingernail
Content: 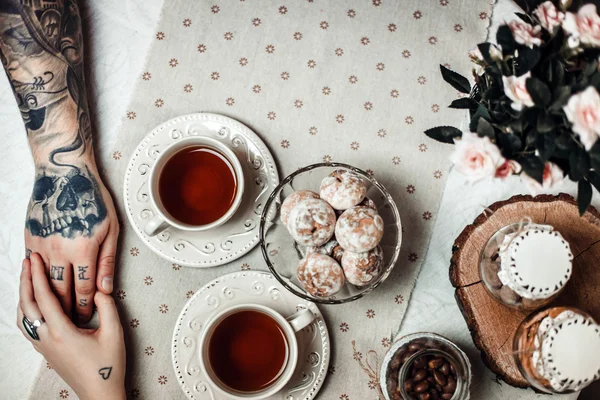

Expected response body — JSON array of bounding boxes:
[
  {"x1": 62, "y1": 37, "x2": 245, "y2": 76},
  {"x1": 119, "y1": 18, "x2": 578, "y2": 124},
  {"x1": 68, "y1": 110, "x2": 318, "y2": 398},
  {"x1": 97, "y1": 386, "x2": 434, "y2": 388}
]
[
  {"x1": 22, "y1": 260, "x2": 27, "y2": 270},
  {"x1": 102, "y1": 276, "x2": 114, "y2": 293}
]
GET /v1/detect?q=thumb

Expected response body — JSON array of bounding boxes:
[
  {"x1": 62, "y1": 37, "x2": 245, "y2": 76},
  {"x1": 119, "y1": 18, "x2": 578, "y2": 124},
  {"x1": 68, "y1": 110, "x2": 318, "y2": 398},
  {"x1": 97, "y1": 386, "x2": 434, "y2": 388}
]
[
  {"x1": 97, "y1": 223, "x2": 119, "y2": 294},
  {"x1": 94, "y1": 292, "x2": 121, "y2": 332}
]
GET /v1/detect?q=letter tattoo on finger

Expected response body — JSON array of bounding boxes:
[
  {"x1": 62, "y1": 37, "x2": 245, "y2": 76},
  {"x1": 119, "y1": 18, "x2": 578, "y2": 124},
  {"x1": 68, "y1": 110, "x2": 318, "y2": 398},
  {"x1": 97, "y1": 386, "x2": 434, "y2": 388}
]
[
  {"x1": 78, "y1": 298, "x2": 87, "y2": 307},
  {"x1": 50, "y1": 265, "x2": 64, "y2": 280},
  {"x1": 77, "y1": 265, "x2": 90, "y2": 280}
]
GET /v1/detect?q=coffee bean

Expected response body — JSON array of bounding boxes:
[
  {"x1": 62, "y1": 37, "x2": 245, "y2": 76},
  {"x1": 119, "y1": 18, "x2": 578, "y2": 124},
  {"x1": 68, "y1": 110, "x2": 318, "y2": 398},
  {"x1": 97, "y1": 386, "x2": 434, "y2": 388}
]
[
  {"x1": 430, "y1": 390, "x2": 440, "y2": 400},
  {"x1": 392, "y1": 393, "x2": 401, "y2": 400},
  {"x1": 404, "y1": 379, "x2": 414, "y2": 393},
  {"x1": 413, "y1": 356, "x2": 428, "y2": 369},
  {"x1": 439, "y1": 362, "x2": 450, "y2": 376},
  {"x1": 390, "y1": 351, "x2": 405, "y2": 370},
  {"x1": 441, "y1": 394, "x2": 453, "y2": 400},
  {"x1": 413, "y1": 369, "x2": 428, "y2": 382},
  {"x1": 402, "y1": 350, "x2": 416, "y2": 364},
  {"x1": 426, "y1": 376, "x2": 435, "y2": 385},
  {"x1": 414, "y1": 381, "x2": 429, "y2": 393},
  {"x1": 428, "y1": 358, "x2": 444, "y2": 369},
  {"x1": 409, "y1": 343, "x2": 423, "y2": 352},
  {"x1": 449, "y1": 363, "x2": 456, "y2": 375},
  {"x1": 434, "y1": 370, "x2": 447, "y2": 386},
  {"x1": 435, "y1": 384, "x2": 443, "y2": 392},
  {"x1": 387, "y1": 376, "x2": 398, "y2": 393},
  {"x1": 443, "y1": 376, "x2": 457, "y2": 394},
  {"x1": 418, "y1": 393, "x2": 431, "y2": 400}
]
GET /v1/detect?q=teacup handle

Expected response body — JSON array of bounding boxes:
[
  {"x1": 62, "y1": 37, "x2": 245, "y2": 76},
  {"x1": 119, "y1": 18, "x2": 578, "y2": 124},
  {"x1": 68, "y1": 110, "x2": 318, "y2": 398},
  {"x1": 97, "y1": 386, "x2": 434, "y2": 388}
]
[
  {"x1": 144, "y1": 214, "x2": 169, "y2": 236},
  {"x1": 286, "y1": 309, "x2": 315, "y2": 332}
]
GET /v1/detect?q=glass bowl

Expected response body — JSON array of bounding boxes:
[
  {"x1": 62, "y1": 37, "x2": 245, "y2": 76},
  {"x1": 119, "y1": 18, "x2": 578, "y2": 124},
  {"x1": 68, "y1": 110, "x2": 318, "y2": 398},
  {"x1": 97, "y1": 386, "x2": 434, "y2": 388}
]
[{"x1": 259, "y1": 163, "x2": 402, "y2": 304}]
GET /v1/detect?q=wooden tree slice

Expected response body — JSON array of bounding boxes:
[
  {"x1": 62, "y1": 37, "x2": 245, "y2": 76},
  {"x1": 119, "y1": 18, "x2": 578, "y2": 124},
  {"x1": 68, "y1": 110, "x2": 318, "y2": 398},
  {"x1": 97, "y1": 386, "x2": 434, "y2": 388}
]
[{"x1": 450, "y1": 193, "x2": 600, "y2": 388}]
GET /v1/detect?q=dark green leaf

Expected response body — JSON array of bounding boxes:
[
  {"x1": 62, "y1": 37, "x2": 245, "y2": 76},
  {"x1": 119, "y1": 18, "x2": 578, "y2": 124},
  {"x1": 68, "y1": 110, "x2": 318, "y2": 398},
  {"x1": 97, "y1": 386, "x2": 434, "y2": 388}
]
[
  {"x1": 477, "y1": 118, "x2": 495, "y2": 139},
  {"x1": 518, "y1": 154, "x2": 545, "y2": 184},
  {"x1": 549, "y1": 86, "x2": 571, "y2": 110},
  {"x1": 584, "y1": 59, "x2": 598, "y2": 76},
  {"x1": 497, "y1": 132, "x2": 523, "y2": 158},
  {"x1": 588, "y1": 171, "x2": 600, "y2": 194},
  {"x1": 536, "y1": 133, "x2": 557, "y2": 161},
  {"x1": 424, "y1": 126, "x2": 463, "y2": 144},
  {"x1": 536, "y1": 112, "x2": 554, "y2": 133},
  {"x1": 515, "y1": 12, "x2": 533, "y2": 24},
  {"x1": 448, "y1": 98, "x2": 477, "y2": 109},
  {"x1": 440, "y1": 65, "x2": 471, "y2": 94},
  {"x1": 578, "y1": 180, "x2": 593, "y2": 216},
  {"x1": 496, "y1": 25, "x2": 516, "y2": 54},
  {"x1": 569, "y1": 148, "x2": 590, "y2": 181},
  {"x1": 526, "y1": 78, "x2": 552, "y2": 107},
  {"x1": 556, "y1": 132, "x2": 575, "y2": 151},
  {"x1": 469, "y1": 104, "x2": 491, "y2": 132},
  {"x1": 515, "y1": 47, "x2": 541, "y2": 76},
  {"x1": 551, "y1": 60, "x2": 565, "y2": 86},
  {"x1": 477, "y1": 43, "x2": 493, "y2": 64},
  {"x1": 591, "y1": 72, "x2": 600, "y2": 91},
  {"x1": 589, "y1": 141, "x2": 600, "y2": 171}
]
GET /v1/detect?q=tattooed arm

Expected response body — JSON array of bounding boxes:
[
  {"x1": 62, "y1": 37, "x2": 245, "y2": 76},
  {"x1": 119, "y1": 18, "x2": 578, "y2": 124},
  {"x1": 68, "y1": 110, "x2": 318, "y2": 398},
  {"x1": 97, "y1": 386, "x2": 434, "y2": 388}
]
[{"x1": 0, "y1": 1, "x2": 119, "y2": 323}]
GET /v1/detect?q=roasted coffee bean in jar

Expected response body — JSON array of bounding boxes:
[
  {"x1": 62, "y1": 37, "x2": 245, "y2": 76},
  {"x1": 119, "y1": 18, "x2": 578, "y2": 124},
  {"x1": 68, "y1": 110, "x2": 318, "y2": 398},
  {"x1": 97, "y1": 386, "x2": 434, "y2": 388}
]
[
  {"x1": 513, "y1": 306, "x2": 600, "y2": 393},
  {"x1": 479, "y1": 222, "x2": 572, "y2": 310},
  {"x1": 380, "y1": 333, "x2": 471, "y2": 400}
]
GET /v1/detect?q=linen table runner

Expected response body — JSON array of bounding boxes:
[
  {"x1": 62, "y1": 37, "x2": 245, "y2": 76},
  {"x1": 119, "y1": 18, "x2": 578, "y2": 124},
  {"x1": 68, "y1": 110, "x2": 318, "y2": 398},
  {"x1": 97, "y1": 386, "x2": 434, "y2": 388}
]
[{"x1": 33, "y1": 1, "x2": 491, "y2": 398}]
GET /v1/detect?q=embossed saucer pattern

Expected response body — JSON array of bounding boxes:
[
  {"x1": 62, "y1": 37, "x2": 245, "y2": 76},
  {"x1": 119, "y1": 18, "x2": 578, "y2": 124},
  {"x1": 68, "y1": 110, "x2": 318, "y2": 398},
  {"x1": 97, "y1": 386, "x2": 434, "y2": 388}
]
[
  {"x1": 172, "y1": 271, "x2": 330, "y2": 400},
  {"x1": 123, "y1": 113, "x2": 279, "y2": 267}
]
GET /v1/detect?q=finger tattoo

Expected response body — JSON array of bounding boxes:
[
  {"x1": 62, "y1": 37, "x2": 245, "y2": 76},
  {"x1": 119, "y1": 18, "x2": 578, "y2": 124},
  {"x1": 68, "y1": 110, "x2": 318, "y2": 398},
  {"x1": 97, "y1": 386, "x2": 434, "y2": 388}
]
[
  {"x1": 78, "y1": 298, "x2": 88, "y2": 307},
  {"x1": 77, "y1": 266, "x2": 90, "y2": 280},
  {"x1": 50, "y1": 265, "x2": 64, "y2": 280},
  {"x1": 98, "y1": 366, "x2": 112, "y2": 380},
  {"x1": 25, "y1": 249, "x2": 32, "y2": 259}
]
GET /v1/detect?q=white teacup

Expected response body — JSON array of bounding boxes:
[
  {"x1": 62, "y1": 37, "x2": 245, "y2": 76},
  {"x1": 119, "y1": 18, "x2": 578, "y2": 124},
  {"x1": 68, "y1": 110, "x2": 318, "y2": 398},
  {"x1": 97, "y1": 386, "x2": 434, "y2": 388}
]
[
  {"x1": 143, "y1": 136, "x2": 245, "y2": 236},
  {"x1": 199, "y1": 304, "x2": 315, "y2": 399}
]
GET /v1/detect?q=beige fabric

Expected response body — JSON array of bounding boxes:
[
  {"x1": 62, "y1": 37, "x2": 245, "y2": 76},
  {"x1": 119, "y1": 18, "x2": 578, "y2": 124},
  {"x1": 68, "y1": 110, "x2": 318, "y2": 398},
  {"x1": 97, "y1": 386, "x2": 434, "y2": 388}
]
[{"x1": 32, "y1": 1, "x2": 491, "y2": 398}]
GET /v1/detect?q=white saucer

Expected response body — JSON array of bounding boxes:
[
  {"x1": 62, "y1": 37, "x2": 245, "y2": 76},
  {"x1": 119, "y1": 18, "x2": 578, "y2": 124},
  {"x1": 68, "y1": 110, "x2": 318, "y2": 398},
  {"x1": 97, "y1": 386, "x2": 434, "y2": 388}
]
[
  {"x1": 123, "y1": 113, "x2": 279, "y2": 267},
  {"x1": 172, "y1": 271, "x2": 330, "y2": 400}
]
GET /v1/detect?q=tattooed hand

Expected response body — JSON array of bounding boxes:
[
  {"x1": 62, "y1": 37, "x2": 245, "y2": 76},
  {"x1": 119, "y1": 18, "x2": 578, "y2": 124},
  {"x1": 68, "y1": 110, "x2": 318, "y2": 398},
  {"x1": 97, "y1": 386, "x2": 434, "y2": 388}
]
[
  {"x1": 18, "y1": 254, "x2": 126, "y2": 400},
  {"x1": 0, "y1": 0, "x2": 119, "y2": 323}
]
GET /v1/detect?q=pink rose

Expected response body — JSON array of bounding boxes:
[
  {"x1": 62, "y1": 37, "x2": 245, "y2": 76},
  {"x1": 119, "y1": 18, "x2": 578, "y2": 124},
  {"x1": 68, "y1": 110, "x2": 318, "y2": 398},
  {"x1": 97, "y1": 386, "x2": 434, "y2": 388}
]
[
  {"x1": 495, "y1": 160, "x2": 522, "y2": 179},
  {"x1": 533, "y1": 1, "x2": 565, "y2": 31},
  {"x1": 450, "y1": 131, "x2": 505, "y2": 182},
  {"x1": 521, "y1": 162, "x2": 564, "y2": 196},
  {"x1": 563, "y1": 4, "x2": 600, "y2": 47},
  {"x1": 563, "y1": 86, "x2": 600, "y2": 150},
  {"x1": 502, "y1": 72, "x2": 534, "y2": 111},
  {"x1": 508, "y1": 20, "x2": 542, "y2": 47}
]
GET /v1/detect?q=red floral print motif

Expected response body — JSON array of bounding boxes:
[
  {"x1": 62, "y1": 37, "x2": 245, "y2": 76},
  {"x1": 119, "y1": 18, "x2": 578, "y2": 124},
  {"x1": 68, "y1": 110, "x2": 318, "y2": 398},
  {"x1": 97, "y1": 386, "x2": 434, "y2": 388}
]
[
  {"x1": 349, "y1": 75, "x2": 358, "y2": 84},
  {"x1": 211, "y1": 71, "x2": 220, "y2": 80},
  {"x1": 366, "y1": 169, "x2": 375, "y2": 176},
  {"x1": 294, "y1": 99, "x2": 304, "y2": 108},
  {"x1": 402, "y1": 50, "x2": 411, "y2": 58},
  {"x1": 320, "y1": 21, "x2": 329, "y2": 30},
  {"x1": 127, "y1": 111, "x2": 136, "y2": 120},
  {"x1": 184, "y1": 84, "x2": 193, "y2": 93},
  {"x1": 145, "y1": 346, "x2": 155, "y2": 356},
  {"x1": 350, "y1": 141, "x2": 359, "y2": 150},
  {"x1": 322, "y1": 86, "x2": 331, "y2": 95},
  {"x1": 406, "y1": 185, "x2": 415, "y2": 194},
  {"x1": 266, "y1": 44, "x2": 275, "y2": 54},
  {"x1": 281, "y1": 71, "x2": 290, "y2": 80},
  {"x1": 154, "y1": 99, "x2": 164, "y2": 108},
  {"x1": 423, "y1": 211, "x2": 433, "y2": 220},
  {"x1": 347, "y1": 9, "x2": 356, "y2": 18},
  {"x1": 172, "y1": 264, "x2": 182, "y2": 271},
  {"x1": 388, "y1": 23, "x2": 397, "y2": 32},
  {"x1": 186, "y1": 290, "x2": 194, "y2": 298},
  {"x1": 336, "y1": 114, "x2": 345, "y2": 123},
  {"x1": 360, "y1": 36, "x2": 370, "y2": 45},
  {"x1": 281, "y1": 140, "x2": 290, "y2": 148},
  {"x1": 376, "y1": 62, "x2": 385, "y2": 71},
  {"x1": 159, "y1": 304, "x2": 169, "y2": 314},
  {"x1": 328, "y1": 366, "x2": 336, "y2": 375},
  {"x1": 440, "y1": 0, "x2": 449, "y2": 5},
  {"x1": 323, "y1": 155, "x2": 332, "y2": 163},
  {"x1": 169, "y1": 58, "x2": 178, "y2": 67},
  {"x1": 353, "y1": 351, "x2": 363, "y2": 361},
  {"x1": 142, "y1": 72, "x2": 151, "y2": 80},
  {"x1": 211, "y1": 5, "x2": 220, "y2": 14},
  {"x1": 131, "y1": 389, "x2": 140, "y2": 398},
  {"x1": 59, "y1": 389, "x2": 69, "y2": 399},
  {"x1": 307, "y1": 59, "x2": 316, "y2": 68},
  {"x1": 225, "y1": 97, "x2": 235, "y2": 106},
  {"x1": 252, "y1": 85, "x2": 261, "y2": 93},
  {"x1": 340, "y1": 395, "x2": 349, "y2": 400},
  {"x1": 382, "y1": 337, "x2": 392, "y2": 347},
  {"x1": 434, "y1": 170, "x2": 443, "y2": 179},
  {"x1": 372, "y1": 0, "x2": 382, "y2": 6},
  {"x1": 130, "y1": 247, "x2": 139, "y2": 256},
  {"x1": 197, "y1": 44, "x2": 207, "y2": 53},
  {"x1": 239, "y1": 57, "x2": 248, "y2": 66},
  {"x1": 267, "y1": 111, "x2": 276, "y2": 120},
  {"x1": 431, "y1": 104, "x2": 440, "y2": 112},
  {"x1": 377, "y1": 129, "x2": 387, "y2": 138},
  {"x1": 130, "y1": 319, "x2": 139, "y2": 328},
  {"x1": 418, "y1": 76, "x2": 426, "y2": 84},
  {"x1": 413, "y1": 10, "x2": 422, "y2": 19},
  {"x1": 364, "y1": 102, "x2": 373, "y2": 111},
  {"x1": 454, "y1": 23, "x2": 463, "y2": 32},
  {"x1": 339, "y1": 322, "x2": 349, "y2": 332},
  {"x1": 156, "y1": 32, "x2": 165, "y2": 40},
  {"x1": 241, "y1": 263, "x2": 250, "y2": 271},
  {"x1": 144, "y1": 276, "x2": 153, "y2": 286},
  {"x1": 390, "y1": 89, "x2": 399, "y2": 98},
  {"x1": 419, "y1": 143, "x2": 428, "y2": 152},
  {"x1": 116, "y1": 290, "x2": 126, "y2": 300},
  {"x1": 183, "y1": 18, "x2": 192, "y2": 27},
  {"x1": 368, "y1": 380, "x2": 378, "y2": 389},
  {"x1": 46, "y1": 362, "x2": 53, "y2": 369},
  {"x1": 158, "y1": 376, "x2": 168, "y2": 385},
  {"x1": 335, "y1": 48, "x2": 344, "y2": 56},
  {"x1": 392, "y1": 156, "x2": 401, "y2": 165},
  {"x1": 395, "y1": 294, "x2": 405, "y2": 304},
  {"x1": 309, "y1": 127, "x2": 318, "y2": 135},
  {"x1": 293, "y1": 32, "x2": 302, "y2": 40},
  {"x1": 443, "y1": 62, "x2": 451, "y2": 69},
  {"x1": 429, "y1": 36, "x2": 438, "y2": 45},
  {"x1": 224, "y1": 32, "x2": 233, "y2": 40},
  {"x1": 405, "y1": 116, "x2": 414, "y2": 124},
  {"x1": 408, "y1": 252, "x2": 418, "y2": 262},
  {"x1": 252, "y1": 18, "x2": 261, "y2": 27},
  {"x1": 279, "y1": 5, "x2": 288, "y2": 14},
  {"x1": 480, "y1": 11, "x2": 488, "y2": 20}
]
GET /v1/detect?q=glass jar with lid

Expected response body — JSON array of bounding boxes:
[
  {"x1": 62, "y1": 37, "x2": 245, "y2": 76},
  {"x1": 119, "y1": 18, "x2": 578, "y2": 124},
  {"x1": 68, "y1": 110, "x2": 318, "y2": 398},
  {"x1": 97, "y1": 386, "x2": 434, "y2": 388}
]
[
  {"x1": 480, "y1": 221, "x2": 573, "y2": 310},
  {"x1": 513, "y1": 306, "x2": 600, "y2": 393}
]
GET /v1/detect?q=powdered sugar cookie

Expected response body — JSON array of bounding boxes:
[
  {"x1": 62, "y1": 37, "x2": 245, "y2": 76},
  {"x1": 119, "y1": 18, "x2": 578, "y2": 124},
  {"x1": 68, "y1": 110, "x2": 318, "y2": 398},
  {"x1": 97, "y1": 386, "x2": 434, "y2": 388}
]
[
  {"x1": 297, "y1": 252, "x2": 345, "y2": 297},
  {"x1": 287, "y1": 198, "x2": 336, "y2": 246},
  {"x1": 341, "y1": 246, "x2": 383, "y2": 286},
  {"x1": 280, "y1": 190, "x2": 320, "y2": 225},
  {"x1": 336, "y1": 207, "x2": 384, "y2": 252},
  {"x1": 320, "y1": 170, "x2": 367, "y2": 210}
]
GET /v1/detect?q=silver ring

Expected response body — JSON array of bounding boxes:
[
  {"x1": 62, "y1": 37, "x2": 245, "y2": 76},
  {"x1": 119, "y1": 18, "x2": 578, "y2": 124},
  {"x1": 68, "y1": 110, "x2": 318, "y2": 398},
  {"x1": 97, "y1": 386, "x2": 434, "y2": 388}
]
[{"x1": 23, "y1": 315, "x2": 45, "y2": 341}]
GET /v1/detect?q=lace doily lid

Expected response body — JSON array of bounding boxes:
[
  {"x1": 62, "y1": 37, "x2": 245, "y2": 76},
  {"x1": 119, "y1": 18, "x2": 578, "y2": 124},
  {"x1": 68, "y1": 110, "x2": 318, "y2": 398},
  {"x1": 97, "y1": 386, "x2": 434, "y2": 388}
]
[
  {"x1": 497, "y1": 224, "x2": 573, "y2": 300},
  {"x1": 532, "y1": 310, "x2": 600, "y2": 392}
]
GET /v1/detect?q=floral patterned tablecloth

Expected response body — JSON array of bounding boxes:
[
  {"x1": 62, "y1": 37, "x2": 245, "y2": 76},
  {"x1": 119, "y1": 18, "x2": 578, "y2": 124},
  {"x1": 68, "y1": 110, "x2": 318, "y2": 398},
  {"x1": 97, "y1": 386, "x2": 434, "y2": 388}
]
[{"x1": 30, "y1": 1, "x2": 492, "y2": 398}]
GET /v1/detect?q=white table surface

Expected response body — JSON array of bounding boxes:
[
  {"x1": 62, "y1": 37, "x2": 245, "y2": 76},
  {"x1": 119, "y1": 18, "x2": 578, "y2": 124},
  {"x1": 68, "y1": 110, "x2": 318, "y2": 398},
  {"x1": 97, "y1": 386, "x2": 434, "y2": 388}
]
[{"x1": 0, "y1": 1, "x2": 590, "y2": 399}]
